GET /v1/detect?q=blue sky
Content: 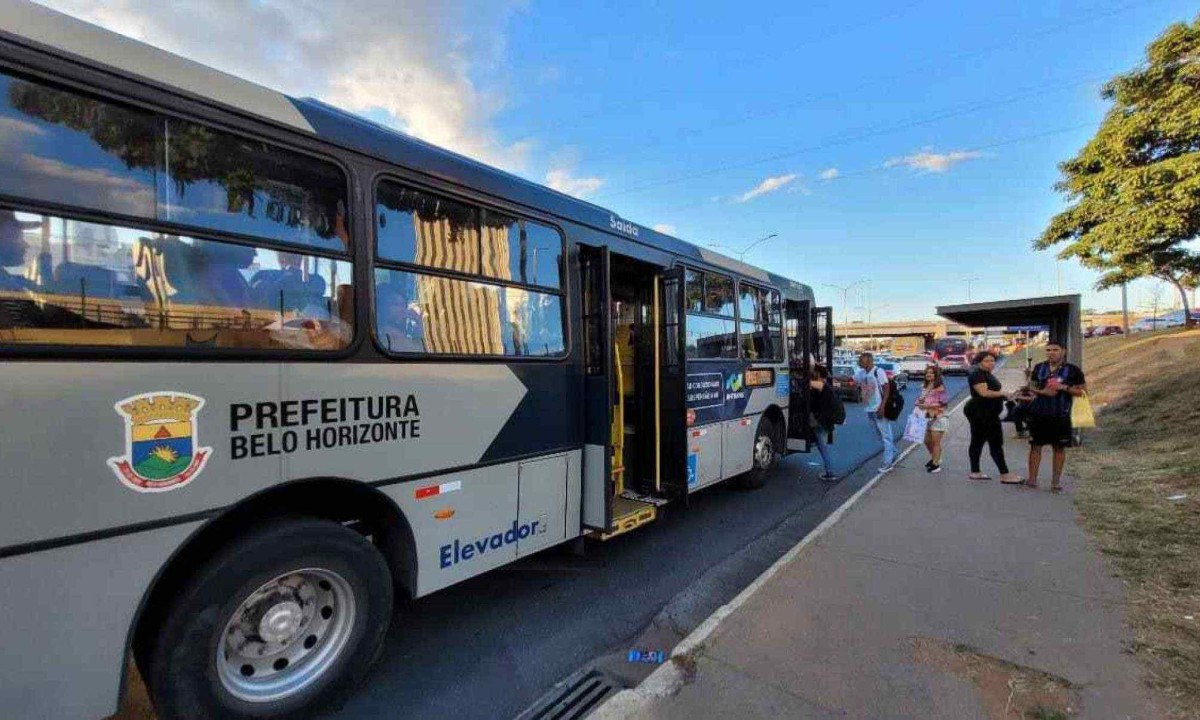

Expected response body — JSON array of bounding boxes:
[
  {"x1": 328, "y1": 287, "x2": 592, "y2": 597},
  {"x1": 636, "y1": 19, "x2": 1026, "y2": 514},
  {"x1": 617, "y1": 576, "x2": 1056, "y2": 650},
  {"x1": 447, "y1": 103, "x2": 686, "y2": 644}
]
[{"x1": 46, "y1": 0, "x2": 1199, "y2": 320}]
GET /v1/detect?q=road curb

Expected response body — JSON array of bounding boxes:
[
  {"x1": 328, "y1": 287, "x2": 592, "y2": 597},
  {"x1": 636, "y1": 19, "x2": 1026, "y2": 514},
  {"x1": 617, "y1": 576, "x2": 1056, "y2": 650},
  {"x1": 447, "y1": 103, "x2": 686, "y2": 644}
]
[{"x1": 590, "y1": 395, "x2": 971, "y2": 719}]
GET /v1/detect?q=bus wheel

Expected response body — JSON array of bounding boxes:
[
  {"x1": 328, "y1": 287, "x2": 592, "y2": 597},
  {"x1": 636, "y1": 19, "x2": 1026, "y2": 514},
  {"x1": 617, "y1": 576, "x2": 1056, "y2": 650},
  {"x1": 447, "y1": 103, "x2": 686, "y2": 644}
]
[
  {"x1": 144, "y1": 517, "x2": 393, "y2": 720},
  {"x1": 737, "y1": 416, "x2": 779, "y2": 490}
]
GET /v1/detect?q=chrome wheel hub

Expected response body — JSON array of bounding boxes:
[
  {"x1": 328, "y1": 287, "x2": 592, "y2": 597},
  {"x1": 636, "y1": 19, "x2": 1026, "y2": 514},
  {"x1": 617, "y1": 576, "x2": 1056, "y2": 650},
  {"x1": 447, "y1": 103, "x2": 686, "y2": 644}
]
[
  {"x1": 259, "y1": 600, "x2": 304, "y2": 644},
  {"x1": 216, "y1": 568, "x2": 356, "y2": 703},
  {"x1": 754, "y1": 434, "x2": 774, "y2": 469}
]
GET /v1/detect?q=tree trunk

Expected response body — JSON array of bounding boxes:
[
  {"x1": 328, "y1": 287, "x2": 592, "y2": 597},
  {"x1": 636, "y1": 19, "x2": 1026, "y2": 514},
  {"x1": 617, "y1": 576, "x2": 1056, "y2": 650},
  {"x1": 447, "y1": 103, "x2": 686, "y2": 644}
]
[{"x1": 1167, "y1": 277, "x2": 1194, "y2": 327}]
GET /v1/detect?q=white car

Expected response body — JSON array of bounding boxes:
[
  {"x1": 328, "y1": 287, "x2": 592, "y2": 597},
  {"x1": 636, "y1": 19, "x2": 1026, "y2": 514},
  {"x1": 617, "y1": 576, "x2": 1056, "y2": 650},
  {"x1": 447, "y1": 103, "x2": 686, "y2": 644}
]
[
  {"x1": 875, "y1": 361, "x2": 909, "y2": 390},
  {"x1": 897, "y1": 354, "x2": 933, "y2": 378},
  {"x1": 1132, "y1": 316, "x2": 1170, "y2": 332}
]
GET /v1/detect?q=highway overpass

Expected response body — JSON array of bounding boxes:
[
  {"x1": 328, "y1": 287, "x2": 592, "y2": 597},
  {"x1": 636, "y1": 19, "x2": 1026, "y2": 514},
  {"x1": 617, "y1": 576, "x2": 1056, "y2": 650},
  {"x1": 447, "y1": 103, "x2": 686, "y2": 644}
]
[{"x1": 835, "y1": 319, "x2": 978, "y2": 341}]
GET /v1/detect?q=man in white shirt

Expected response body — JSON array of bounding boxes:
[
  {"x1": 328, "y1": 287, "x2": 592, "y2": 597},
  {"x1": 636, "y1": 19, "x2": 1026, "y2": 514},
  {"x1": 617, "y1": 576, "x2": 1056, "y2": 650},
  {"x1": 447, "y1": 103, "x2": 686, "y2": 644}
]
[{"x1": 855, "y1": 352, "x2": 896, "y2": 471}]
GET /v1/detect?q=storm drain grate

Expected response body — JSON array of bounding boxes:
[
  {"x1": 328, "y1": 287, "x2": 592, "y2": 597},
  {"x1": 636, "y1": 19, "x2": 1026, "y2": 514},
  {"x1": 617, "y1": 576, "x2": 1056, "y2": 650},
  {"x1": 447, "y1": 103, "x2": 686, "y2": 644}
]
[{"x1": 518, "y1": 669, "x2": 622, "y2": 720}]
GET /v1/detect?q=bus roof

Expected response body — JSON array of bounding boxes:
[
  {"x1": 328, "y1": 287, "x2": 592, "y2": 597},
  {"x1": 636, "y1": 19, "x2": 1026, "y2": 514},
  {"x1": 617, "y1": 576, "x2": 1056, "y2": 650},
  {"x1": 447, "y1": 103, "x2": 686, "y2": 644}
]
[{"x1": 0, "y1": 0, "x2": 813, "y2": 301}]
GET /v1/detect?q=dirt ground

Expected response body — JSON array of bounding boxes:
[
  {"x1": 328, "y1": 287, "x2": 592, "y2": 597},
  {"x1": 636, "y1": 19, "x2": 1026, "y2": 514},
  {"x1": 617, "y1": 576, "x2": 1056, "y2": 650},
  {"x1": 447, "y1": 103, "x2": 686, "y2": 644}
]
[
  {"x1": 1072, "y1": 329, "x2": 1200, "y2": 719},
  {"x1": 911, "y1": 638, "x2": 1077, "y2": 719}
]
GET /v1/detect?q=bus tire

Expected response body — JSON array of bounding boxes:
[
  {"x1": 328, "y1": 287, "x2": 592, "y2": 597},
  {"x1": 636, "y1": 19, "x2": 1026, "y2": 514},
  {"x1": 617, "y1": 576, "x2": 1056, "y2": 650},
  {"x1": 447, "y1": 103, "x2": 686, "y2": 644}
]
[
  {"x1": 737, "y1": 416, "x2": 779, "y2": 490},
  {"x1": 144, "y1": 516, "x2": 393, "y2": 720}
]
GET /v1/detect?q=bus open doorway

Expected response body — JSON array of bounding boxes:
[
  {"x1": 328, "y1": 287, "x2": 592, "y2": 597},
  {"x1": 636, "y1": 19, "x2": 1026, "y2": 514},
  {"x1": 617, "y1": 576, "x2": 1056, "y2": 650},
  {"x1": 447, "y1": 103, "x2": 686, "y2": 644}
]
[{"x1": 604, "y1": 255, "x2": 671, "y2": 537}]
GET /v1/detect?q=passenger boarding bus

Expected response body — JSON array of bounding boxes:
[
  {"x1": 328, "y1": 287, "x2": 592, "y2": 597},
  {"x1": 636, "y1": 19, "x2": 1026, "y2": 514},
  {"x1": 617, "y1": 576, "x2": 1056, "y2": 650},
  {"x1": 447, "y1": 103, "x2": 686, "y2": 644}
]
[{"x1": 0, "y1": 4, "x2": 834, "y2": 718}]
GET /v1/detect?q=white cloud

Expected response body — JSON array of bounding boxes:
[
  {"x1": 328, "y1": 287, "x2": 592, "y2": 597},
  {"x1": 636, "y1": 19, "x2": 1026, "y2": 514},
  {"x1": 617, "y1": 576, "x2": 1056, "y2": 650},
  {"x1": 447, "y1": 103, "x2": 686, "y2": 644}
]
[
  {"x1": 39, "y1": 0, "x2": 532, "y2": 171},
  {"x1": 885, "y1": 149, "x2": 982, "y2": 173},
  {"x1": 652, "y1": 223, "x2": 677, "y2": 235},
  {"x1": 819, "y1": 167, "x2": 839, "y2": 181},
  {"x1": 546, "y1": 168, "x2": 605, "y2": 199},
  {"x1": 18, "y1": 153, "x2": 155, "y2": 213},
  {"x1": 0, "y1": 116, "x2": 48, "y2": 139},
  {"x1": 736, "y1": 173, "x2": 798, "y2": 203}
]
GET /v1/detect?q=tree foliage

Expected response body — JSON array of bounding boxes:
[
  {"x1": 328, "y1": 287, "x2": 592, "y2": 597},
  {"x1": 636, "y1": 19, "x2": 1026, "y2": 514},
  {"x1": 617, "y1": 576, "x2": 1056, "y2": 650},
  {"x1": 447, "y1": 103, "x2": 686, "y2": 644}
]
[
  {"x1": 1037, "y1": 16, "x2": 1200, "y2": 320},
  {"x1": 7, "y1": 79, "x2": 340, "y2": 238}
]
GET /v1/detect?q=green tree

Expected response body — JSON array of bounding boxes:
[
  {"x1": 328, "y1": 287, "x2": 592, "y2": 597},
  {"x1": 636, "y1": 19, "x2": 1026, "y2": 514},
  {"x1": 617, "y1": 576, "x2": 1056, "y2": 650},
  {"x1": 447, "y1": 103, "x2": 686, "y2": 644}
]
[{"x1": 1036, "y1": 17, "x2": 1200, "y2": 325}]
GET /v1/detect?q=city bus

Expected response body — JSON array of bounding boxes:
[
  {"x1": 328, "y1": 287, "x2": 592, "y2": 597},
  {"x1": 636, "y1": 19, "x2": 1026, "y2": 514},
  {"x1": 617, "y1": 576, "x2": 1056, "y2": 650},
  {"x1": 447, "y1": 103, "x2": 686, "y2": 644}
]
[{"x1": 0, "y1": 4, "x2": 833, "y2": 718}]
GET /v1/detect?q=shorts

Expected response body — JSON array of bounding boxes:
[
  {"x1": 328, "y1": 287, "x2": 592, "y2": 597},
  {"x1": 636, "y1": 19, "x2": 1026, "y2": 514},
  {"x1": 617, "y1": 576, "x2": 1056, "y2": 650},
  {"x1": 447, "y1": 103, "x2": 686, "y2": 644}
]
[
  {"x1": 1029, "y1": 415, "x2": 1073, "y2": 448},
  {"x1": 927, "y1": 414, "x2": 950, "y2": 433}
]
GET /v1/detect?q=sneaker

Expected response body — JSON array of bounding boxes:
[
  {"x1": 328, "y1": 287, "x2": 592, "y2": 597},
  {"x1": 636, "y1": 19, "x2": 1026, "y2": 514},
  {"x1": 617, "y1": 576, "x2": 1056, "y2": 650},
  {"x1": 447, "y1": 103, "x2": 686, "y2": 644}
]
[
  {"x1": 819, "y1": 472, "x2": 838, "y2": 481},
  {"x1": 929, "y1": 464, "x2": 942, "y2": 474},
  {"x1": 924, "y1": 460, "x2": 935, "y2": 470},
  {"x1": 878, "y1": 464, "x2": 894, "y2": 474}
]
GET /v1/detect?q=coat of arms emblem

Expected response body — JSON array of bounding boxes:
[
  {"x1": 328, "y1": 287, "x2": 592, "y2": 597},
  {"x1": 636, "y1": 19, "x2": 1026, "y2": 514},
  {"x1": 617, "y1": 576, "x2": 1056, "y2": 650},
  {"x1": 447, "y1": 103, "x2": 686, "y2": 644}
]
[{"x1": 108, "y1": 392, "x2": 212, "y2": 492}]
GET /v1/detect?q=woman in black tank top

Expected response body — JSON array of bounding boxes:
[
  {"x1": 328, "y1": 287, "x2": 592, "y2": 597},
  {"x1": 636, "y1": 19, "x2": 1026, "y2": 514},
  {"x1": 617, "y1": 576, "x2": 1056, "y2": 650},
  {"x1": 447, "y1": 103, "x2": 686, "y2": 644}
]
[{"x1": 965, "y1": 352, "x2": 1021, "y2": 483}]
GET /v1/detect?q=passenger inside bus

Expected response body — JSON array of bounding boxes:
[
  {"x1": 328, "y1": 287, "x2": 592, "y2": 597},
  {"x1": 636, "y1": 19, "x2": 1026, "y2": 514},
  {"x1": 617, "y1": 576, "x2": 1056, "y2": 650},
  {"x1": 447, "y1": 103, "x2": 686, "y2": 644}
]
[
  {"x1": 375, "y1": 275, "x2": 425, "y2": 353},
  {"x1": 249, "y1": 251, "x2": 327, "y2": 313},
  {"x1": 0, "y1": 210, "x2": 33, "y2": 292}
]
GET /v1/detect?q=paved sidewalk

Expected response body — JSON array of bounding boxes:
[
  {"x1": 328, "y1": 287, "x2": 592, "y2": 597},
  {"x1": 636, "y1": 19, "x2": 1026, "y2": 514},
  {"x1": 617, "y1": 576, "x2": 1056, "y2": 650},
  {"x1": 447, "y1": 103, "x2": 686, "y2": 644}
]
[{"x1": 595, "y1": 369, "x2": 1157, "y2": 719}]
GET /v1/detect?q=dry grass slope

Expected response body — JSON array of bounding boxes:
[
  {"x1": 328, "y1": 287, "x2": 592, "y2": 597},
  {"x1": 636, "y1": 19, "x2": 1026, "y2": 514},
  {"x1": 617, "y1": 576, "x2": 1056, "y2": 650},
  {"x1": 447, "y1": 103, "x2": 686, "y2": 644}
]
[{"x1": 1072, "y1": 329, "x2": 1200, "y2": 719}]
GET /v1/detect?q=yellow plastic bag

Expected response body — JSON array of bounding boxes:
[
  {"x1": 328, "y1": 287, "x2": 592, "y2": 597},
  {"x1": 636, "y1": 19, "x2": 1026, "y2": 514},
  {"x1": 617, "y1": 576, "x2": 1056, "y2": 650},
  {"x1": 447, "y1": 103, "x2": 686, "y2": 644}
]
[{"x1": 1071, "y1": 391, "x2": 1096, "y2": 429}]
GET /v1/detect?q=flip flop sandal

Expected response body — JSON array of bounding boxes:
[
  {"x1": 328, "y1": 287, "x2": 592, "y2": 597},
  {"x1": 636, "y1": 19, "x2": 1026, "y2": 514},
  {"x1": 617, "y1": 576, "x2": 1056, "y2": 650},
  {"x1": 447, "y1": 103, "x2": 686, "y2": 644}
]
[
  {"x1": 968, "y1": 474, "x2": 991, "y2": 480},
  {"x1": 1050, "y1": 485, "x2": 1063, "y2": 494},
  {"x1": 1000, "y1": 476, "x2": 1025, "y2": 484}
]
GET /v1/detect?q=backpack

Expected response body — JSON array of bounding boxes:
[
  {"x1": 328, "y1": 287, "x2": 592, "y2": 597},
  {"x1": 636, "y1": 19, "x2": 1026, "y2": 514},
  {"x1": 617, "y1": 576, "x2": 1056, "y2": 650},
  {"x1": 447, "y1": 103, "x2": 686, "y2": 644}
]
[
  {"x1": 817, "y1": 383, "x2": 846, "y2": 427},
  {"x1": 882, "y1": 371, "x2": 905, "y2": 421}
]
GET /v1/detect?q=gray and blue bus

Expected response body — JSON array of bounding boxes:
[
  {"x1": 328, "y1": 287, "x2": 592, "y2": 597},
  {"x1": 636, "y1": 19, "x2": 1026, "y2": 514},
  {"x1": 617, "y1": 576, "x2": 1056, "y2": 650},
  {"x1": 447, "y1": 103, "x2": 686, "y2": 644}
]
[{"x1": 0, "y1": 3, "x2": 833, "y2": 718}]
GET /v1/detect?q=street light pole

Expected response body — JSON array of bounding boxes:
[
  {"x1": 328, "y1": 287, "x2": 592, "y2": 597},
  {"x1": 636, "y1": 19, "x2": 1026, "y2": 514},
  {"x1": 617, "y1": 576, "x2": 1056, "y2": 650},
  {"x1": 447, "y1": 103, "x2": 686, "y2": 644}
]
[
  {"x1": 964, "y1": 276, "x2": 980, "y2": 303},
  {"x1": 821, "y1": 279, "x2": 868, "y2": 330},
  {"x1": 708, "y1": 232, "x2": 779, "y2": 262}
]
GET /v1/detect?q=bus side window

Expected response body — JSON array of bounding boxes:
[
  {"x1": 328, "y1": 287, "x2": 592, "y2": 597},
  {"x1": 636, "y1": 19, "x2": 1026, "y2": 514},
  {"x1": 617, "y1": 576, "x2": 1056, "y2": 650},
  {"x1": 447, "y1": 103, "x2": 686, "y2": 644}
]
[{"x1": 0, "y1": 209, "x2": 352, "y2": 351}]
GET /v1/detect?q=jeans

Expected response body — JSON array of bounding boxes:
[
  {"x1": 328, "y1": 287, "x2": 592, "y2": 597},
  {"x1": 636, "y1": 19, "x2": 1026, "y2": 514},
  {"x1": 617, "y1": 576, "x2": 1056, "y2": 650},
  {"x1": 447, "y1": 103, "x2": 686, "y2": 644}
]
[
  {"x1": 869, "y1": 413, "x2": 897, "y2": 466},
  {"x1": 813, "y1": 424, "x2": 833, "y2": 474}
]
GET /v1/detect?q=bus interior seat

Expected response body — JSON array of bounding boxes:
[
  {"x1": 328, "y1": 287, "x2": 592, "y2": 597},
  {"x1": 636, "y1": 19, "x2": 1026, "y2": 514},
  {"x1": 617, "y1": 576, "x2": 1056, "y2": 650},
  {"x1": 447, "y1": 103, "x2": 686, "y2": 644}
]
[
  {"x1": 191, "y1": 240, "x2": 254, "y2": 308},
  {"x1": 336, "y1": 283, "x2": 354, "y2": 326}
]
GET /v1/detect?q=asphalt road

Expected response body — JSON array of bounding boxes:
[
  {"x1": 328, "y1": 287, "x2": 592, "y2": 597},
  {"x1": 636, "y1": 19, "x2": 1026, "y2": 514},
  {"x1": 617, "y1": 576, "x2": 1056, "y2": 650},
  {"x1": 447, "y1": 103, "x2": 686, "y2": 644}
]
[{"x1": 326, "y1": 374, "x2": 969, "y2": 720}]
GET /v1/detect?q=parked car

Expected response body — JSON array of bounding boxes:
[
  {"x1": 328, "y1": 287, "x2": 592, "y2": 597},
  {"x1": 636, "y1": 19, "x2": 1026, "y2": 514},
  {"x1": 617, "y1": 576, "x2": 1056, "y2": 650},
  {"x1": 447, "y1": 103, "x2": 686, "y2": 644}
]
[
  {"x1": 1132, "y1": 316, "x2": 1170, "y2": 332},
  {"x1": 1083, "y1": 326, "x2": 1097, "y2": 338},
  {"x1": 875, "y1": 361, "x2": 909, "y2": 390},
  {"x1": 831, "y1": 364, "x2": 862, "y2": 403},
  {"x1": 897, "y1": 354, "x2": 933, "y2": 378},
  {"x1": 1094, "y1": 325, "x2": 1123, "y2": 336},
  {"x1": 939, "y1": 354, "x2": 970, "y2": 375}
]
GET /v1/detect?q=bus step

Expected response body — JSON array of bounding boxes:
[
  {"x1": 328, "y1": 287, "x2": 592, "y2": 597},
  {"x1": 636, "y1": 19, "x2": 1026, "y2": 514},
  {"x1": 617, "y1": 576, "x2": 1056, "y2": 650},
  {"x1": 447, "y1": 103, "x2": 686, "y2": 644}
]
[
  {"x1": 619, "y1": 489, "x2": 671, "y2": 507},
  {"x1": 598, "y1": 496, "x2": 656, "y2": 540},
  {"x1": 516, "y1": 668, "x2": 622, "y2": 720}
]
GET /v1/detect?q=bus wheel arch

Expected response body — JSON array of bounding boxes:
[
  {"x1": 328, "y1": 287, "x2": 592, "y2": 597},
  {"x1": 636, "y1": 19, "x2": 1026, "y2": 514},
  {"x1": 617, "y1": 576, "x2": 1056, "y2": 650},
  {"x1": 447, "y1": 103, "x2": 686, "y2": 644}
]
[
  {"x1": 128, "y1": 478, "x2": 416, "y2": 701},
  {"x1": 762, "y1": 404, "x2": 786, "y2": 450},
  {"x1": 738, "y1": 408, "x2": 784, "y2": 490}
]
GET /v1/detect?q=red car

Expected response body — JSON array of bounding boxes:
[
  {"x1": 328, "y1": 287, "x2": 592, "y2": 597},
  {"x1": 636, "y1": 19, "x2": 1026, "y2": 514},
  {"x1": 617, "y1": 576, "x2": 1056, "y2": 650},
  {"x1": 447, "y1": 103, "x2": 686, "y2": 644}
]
[
  {"x1": 1095, "y1": 325, "x2": 1123, "y2": 336},
  {"x1": 831, "y1": 364, "x2": 863, "y2": 403}
]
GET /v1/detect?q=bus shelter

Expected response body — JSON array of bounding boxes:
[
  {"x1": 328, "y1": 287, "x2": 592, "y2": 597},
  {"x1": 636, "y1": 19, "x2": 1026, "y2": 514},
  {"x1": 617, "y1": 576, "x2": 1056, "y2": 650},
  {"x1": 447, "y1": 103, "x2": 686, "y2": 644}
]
[{"x1": 936, "y1": 294, "x2": 1083, "y2": 366}]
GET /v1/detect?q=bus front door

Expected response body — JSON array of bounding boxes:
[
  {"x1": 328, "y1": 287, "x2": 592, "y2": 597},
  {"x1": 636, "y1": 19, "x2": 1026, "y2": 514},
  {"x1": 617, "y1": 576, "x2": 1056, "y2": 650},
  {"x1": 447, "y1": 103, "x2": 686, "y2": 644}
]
[
  {"x1": 657, "y1": 265, "x2": 689, "y2": 501},
  {"x1": 785, "y1": 301, "x2": 834, "y2": 451}
]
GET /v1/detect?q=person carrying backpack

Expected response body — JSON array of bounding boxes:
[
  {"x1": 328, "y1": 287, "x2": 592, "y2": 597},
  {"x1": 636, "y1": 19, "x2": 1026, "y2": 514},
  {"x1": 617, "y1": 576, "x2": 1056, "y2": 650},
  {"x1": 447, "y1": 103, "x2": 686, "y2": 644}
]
[
  {"x1": 855, "y1": 352, "x2": 897, "y2": 472},
  {"x1": 808, "y1": 365, "x2": 840, "y2": 481}
]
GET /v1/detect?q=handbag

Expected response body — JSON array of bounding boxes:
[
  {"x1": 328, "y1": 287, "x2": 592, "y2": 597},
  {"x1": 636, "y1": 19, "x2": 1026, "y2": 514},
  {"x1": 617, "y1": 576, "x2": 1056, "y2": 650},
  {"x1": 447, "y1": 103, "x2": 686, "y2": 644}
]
[
  {"x1": 1070, "y1": 391, "x2": 1096, "y2": 429},
  {"x1": 903, "y1": 410, "x2": 929, "y2": 444}
]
